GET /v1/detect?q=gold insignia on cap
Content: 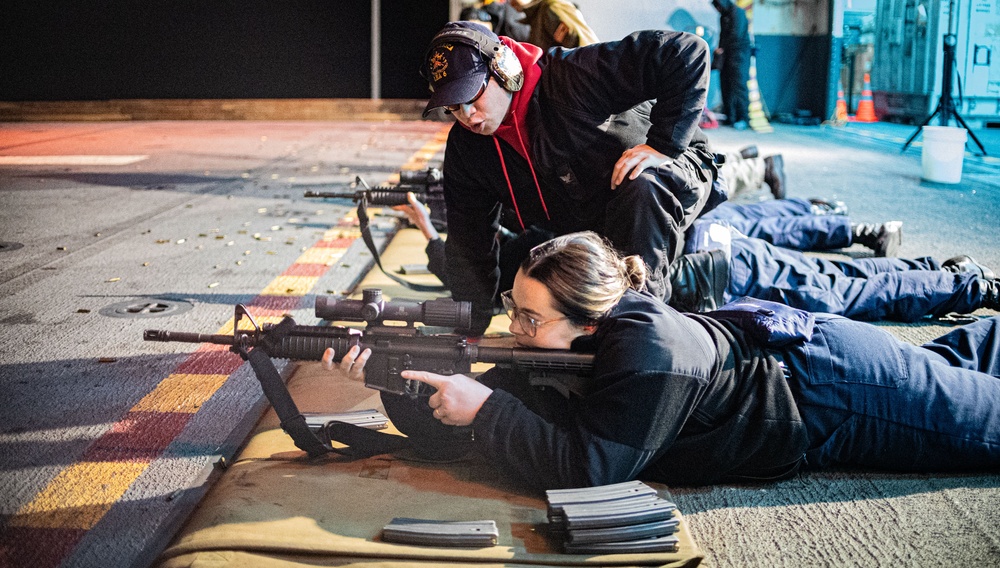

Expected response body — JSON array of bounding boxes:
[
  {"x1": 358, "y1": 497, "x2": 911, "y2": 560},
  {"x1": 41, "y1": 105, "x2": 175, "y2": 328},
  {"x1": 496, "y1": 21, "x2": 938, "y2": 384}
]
[{"x1": 429, "y1": 50, "x2": 449, "y2": 83}]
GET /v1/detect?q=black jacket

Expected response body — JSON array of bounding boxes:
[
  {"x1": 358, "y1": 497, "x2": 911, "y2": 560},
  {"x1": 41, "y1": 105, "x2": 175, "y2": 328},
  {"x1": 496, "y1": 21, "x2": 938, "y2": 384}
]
[
  {"x1": 475, "y1": 289, "x2": 807, "y2": 489},
  {"x1": 443, "y1": 31, "x2": 715, "y2": 333},
  {"x1": 383, "y1": 290, "x2": 809, "y2": 490}
]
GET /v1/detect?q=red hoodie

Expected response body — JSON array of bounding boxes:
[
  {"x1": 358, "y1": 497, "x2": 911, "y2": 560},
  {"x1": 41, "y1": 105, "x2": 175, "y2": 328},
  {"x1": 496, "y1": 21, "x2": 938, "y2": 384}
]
[
  {"x1": 477, "y1": 37, "x2": 547, "y2": 229},
  {"x1": 493, "y1": 37, "x2": 543, "y2": 161}
]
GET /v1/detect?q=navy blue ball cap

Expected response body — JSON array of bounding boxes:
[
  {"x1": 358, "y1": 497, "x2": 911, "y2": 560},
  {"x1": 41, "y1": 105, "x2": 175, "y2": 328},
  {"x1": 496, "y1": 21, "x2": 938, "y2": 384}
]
[{"x1": 422, "y1": 22, "x2": 498, "y2": 118}]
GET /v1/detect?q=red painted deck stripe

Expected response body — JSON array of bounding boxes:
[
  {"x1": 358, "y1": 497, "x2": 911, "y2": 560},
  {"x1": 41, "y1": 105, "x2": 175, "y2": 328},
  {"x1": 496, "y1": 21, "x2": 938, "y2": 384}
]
[
  {"x1": 0, "y1": 527, "x2": 86, "y2": 568},
  {"x1": 81, "y1": 411, "x2": 192, "y2": 462},
  {"x1": 282, "y1": 263, "x2": 329, "y2": 277},
  {"x1": 314, "y1": 237, "x2": 356, "y2": 248},
  {"x1": 173, "y1": 344, "x2": 245, "y2": 376}
]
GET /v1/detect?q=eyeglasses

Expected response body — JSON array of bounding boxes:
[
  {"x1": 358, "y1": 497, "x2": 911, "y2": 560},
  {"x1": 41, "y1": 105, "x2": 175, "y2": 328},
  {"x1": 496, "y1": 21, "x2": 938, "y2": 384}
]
[
  {"x1": 444, "y1": 77, "x2": 490, "y2": 113},
  {"x1": 501, "y1": 290, "x2": 568, "y2": 337}
]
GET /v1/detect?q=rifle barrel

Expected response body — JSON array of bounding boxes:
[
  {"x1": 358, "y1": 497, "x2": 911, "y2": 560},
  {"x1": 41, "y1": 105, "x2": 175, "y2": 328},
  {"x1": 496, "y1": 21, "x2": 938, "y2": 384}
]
[
  {"x1": 143, "y1": 330, "x2": 234, "y2": 345},
  {"x1": 302, "y1": 191, "x2": 356, "y2": 199}
]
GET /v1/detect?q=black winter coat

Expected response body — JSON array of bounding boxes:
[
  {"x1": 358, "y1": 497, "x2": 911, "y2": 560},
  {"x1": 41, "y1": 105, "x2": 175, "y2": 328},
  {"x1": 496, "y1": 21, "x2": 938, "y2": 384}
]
[
  {"x1": 382, "y1": 290, "x2": 809, "y2": 490},
  {"x1": 443, "y1": 31, "x2": 716, "y2": 333}
]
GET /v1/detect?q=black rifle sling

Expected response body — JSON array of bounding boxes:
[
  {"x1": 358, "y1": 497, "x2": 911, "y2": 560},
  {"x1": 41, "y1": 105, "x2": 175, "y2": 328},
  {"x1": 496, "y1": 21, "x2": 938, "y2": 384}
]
[
  {"x1": 324, "y1": 421, "x2": 412, "y2": 455},
  {"x1": 245, "y1": 348, "x2": 339, "y2": 458},
  {"x1": 241, "y1": 341, "x2": 412, "y2": 459},
  {"x1": 356, "y1": 195, "x2": 447, "y2": 293}
]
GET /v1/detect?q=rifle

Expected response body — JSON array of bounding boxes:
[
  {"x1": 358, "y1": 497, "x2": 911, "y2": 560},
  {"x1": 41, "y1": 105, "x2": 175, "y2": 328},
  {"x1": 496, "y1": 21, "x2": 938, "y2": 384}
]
[
  {"x1": 303, "y1": 168, "x2": 446, "y2": 232},
  {"x1": 144, "y1": 288, "x2": 594, "y2": 398},
  {"x1": 144, "y1": 289, "x2": 592, "y2": 458},
  {"x1": 305, "y1": 169, "x2": 448, "y2": 292}
]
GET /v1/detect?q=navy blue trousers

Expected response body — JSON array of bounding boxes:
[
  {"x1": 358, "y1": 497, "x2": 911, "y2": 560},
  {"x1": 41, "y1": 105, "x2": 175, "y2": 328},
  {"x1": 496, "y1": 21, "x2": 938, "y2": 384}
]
[
  {"x1": 702, "y1": 198, "x2": 852, "y2": 251},
  {"x1": 782, "y1": 314, "x2": 1000, "y2": 472},
  {"x1": 727, "y1": 237, "x2": 983, "y2": 321}
]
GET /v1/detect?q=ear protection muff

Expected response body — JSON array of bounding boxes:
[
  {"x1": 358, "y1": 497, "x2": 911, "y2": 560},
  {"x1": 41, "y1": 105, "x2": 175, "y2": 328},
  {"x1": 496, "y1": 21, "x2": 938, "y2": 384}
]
[{"x1": 421, "y1": 26, "x2": 524, "y2": 92}]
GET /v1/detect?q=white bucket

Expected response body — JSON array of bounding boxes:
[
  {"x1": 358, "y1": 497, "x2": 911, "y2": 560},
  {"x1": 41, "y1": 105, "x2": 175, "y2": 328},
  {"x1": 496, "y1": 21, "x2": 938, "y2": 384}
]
[{"x1": 921, "y1": 125, "x2": 967, "y2": 184}]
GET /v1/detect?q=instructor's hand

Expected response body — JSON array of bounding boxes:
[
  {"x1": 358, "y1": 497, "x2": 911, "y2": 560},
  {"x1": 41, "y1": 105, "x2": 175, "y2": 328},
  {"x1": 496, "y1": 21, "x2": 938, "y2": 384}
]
[
  {"x1": 401, "y1": 370, "x2": 492, "y2": 426},
  {"x1": 611, "y1": 144, "x2": 672, "y2": 189}
]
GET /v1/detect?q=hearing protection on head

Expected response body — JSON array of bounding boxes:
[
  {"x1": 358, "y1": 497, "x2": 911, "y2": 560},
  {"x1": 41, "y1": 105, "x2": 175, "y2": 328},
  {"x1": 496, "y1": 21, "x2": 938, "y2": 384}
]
[{"x1": 422, "y1": 26, "x2": 524, "y2": 92}]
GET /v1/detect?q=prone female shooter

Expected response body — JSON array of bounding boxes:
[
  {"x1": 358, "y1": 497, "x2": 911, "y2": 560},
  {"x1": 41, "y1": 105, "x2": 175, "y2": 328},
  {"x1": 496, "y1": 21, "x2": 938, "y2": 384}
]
[{"x1": 324, "y1": 232, "x2": 1000, "y2": 490}]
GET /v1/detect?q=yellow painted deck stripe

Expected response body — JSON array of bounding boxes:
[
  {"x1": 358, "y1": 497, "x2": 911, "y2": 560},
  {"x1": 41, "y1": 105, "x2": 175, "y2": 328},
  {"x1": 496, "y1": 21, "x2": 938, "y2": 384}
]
[
  {"x1": 131, "y1": 373, "x2": 231, "y2": 414},
  {"x1": 261, "y1": 275, "x2": 320, "y2": 297},
  {"x1": 296, "y1": 247, "x2": 348, "y2": 266},
  {"x1": 400, "y1": 126, "x2": 449, "y2": 171},
  {"x1": 9, "y1": 461, "x2": 149, "y2": 530},
  {"x1": 323, "y1": 227, "x2": 363, "y2": 239}
]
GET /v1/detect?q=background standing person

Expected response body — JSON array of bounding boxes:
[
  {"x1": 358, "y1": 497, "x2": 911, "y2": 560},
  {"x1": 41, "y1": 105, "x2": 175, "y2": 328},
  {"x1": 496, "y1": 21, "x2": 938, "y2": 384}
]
[
  {"x1": 712, "y1": 0, "x2": 752, "y2": 129},
  {"x1": 420, "y1": 21, "x2": 722, "y2": 334},
  {"x1": 510, "y1": 0, "x2": 598, "y2": 49},
  {"x1": 460, "y1": 0, "x2": 531, "y2": 41}
]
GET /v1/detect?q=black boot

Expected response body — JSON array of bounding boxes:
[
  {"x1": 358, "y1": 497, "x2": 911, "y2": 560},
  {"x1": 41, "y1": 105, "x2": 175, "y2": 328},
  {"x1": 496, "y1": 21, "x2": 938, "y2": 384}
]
[
  {"x1": 981, "y1": 279, "x2": 1000, "y2": 311},
  {"x1": 763, "y1": 155, "x2": 786, "y2": 200},
  {"x1": 668, "y1": 250, "x2": 730, "y2": 313},
  {"x1": 942, "y1": 255, "x2": 996, "y2": 280},
  {"x1": 851, "y1": 221, "x2": 903, "y2": 257}
]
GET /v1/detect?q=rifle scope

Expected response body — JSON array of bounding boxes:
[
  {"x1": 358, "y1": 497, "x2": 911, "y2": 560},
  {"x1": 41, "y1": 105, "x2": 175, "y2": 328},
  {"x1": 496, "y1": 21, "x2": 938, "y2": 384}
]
[
  {"x1": 315, "y1": 288, "x2": 471, "y2": 330},
  {"x1": 398, "y1": 167, "x2": 442, "y2": 186}
]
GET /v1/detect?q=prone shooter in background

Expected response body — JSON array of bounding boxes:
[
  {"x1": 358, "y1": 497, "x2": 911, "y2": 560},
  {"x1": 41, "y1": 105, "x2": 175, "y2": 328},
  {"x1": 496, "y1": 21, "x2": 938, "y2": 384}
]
[
  {"x1": 305, "y1": 168, "x2": 448, "y2": 232},
  {"x1": 304, "y1": 168, "x2": 554, "y2": 301},
  {"x1": 394, "y1": 191, "x2": 553, "y2": 299},
  {"x1": 395, "y1": 186, "x2": 1000, "y2": 322}
]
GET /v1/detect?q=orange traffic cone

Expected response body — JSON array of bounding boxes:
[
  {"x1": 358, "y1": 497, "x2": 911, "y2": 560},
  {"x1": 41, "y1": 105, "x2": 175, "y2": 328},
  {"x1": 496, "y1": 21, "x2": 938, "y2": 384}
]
[
  {"x1": 834, "y1": 80, "x2": 848, "y2": 122},
  {"x1": 852, "y1": 73, "x2": 877, "y2": 123}
]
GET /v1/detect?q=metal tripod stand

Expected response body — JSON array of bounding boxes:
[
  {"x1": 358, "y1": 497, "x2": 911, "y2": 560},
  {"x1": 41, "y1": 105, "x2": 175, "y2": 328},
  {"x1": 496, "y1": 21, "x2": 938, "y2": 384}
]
[{"x1": 901, "y1": 0, "x2": 987, "y2": 156}]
